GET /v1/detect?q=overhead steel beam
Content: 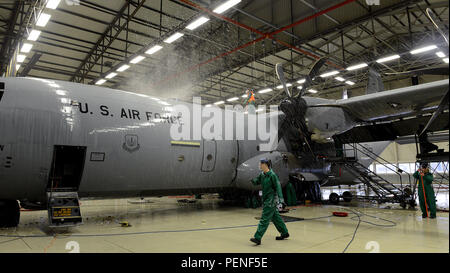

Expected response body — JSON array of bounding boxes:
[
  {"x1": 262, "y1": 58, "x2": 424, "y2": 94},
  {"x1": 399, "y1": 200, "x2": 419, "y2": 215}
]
[{"x1": 70, "y1": 0, "x2": 147, "y2": 83}]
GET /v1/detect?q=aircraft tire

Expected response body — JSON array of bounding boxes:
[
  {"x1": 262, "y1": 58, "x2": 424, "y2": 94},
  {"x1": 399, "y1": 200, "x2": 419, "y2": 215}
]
[
  {"x1": 342, "y1": 191, "x2": 352, "y2": 202},
  {"x1": 329, "y1": 193, "x2": 339, "y2": 205},
  {"x1": 0, "y1": 200, "x2": 20, "y2": 228}
]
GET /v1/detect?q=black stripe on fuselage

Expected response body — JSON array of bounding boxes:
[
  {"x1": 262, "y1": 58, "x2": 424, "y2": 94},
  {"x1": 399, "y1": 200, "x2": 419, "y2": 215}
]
[{"x1": 0, "y1": 82, "x2": 4, "y2": 101}]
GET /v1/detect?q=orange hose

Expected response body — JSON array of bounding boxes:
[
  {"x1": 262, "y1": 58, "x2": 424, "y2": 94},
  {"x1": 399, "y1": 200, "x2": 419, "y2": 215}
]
[{"x1": 420, "y1": 173, "x2": 429, "y2": 217}]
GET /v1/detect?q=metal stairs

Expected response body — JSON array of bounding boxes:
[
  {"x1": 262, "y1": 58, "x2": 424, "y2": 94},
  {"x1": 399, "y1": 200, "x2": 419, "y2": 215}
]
[{"x1": 340, "y1": 143, "x2": 415, "y2": 207}]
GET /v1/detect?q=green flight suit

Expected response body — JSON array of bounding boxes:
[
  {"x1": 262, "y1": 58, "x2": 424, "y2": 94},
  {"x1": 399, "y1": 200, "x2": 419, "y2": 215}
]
[
  {"x1": 413, "y1": 171, "x2": 436, "y2": 218},
  {"x1": 285, "y1": 182, "x2": 297, "y2": 206},
  {"x1": 251, "y1": 169, "x2": 289, "y2": 240}
]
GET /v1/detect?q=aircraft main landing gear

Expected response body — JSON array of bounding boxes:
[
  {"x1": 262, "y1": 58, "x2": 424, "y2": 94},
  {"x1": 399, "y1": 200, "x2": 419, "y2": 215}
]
[
  {"x1": 329, "y1": 191, "x2": 353, "y2": 205},
  {"x1": 0, "y1": 200, "x2": 20, "y2": 228}
]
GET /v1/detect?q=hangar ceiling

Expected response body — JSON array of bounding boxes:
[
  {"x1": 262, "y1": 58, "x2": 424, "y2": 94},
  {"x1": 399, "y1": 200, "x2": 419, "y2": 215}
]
[{"x1": 0, "y1": 0, "x2": 448, "y2": 105}]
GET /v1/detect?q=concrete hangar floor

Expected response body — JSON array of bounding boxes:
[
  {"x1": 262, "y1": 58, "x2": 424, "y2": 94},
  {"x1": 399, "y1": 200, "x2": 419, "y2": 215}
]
[{"x1": 0, "y1": 195, "x2": 448, "y2": 253}]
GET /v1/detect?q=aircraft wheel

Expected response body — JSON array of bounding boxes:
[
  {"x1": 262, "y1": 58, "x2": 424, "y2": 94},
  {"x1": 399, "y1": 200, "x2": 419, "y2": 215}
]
[
  {"x1": 0, "y1": 200, "x2": 20, "y2": 228},
  {"x1": 342, "y1": 191, "x2": 352, "y2": 202},
  {"x1": 400, "y1": 201, "x2": 407, "y2": 209},
  {"x1": 329, "y1": 193, "x2": 339, "y2": 205}
]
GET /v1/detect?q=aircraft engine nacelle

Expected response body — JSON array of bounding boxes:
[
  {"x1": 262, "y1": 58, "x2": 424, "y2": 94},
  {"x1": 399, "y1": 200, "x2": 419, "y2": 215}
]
[{"x1": 233, "y1": 152, "x2": 291, "y2": 191}]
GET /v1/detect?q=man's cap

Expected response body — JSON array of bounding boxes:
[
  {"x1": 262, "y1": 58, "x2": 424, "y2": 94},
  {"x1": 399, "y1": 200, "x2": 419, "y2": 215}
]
[
  {"x1": 260, "y1": 158, "x2": 270, "y2": 164},
  {"x1": 421, "y1": 162, "x2": 429, "y2": 168}
]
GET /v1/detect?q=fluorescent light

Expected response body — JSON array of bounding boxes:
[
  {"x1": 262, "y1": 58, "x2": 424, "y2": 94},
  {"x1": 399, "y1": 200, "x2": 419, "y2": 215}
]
[
  {"x1": 36, "y1": 13, "x2": 51, "y2": 27},
  {"x1": 242, "y1": 94, "x2": 248, "y2": 98},
  {"x1": 276, "y1": 83, "x2": 292, "y2": 89},
  {"x1": 105, "y1": 72, "x2": 117, "y2": 79},
  {"x1": 21, "y1": 43, "x2": 33, "y2": 53},
  {"x1": 345, "y1": 81, "x2": 355, "y2": 85},
  {"x1": 46, "y1": 0, "x2": 61, "y2": 9},
  {"x1": 130, "y1": 55, "x2": 145, "y2": 64},
  {"x1": 436, "y1": 52, "x2": 446, "y2": 58},
  {"x1": 163, "y1": 32, "x2": 184, "y2": 44},
  {"x1": 205, "y1": 104, "x2": 212, "y2": 108},
  {"x1": 297, "y1": 85, "x2": 302, "y2": 89},
  {"x1": 186, "y1": 17, "x2": 209, "y2": 30},
  {"x1": 17, "y1": 54, "x2": 26, "y2": 63},
  {"x1": 27, "y1": 30, "x2": 41, "y2": 41},
  {"x1": 16, "y1": 64, "x2": 21, "y2": 70},
  {"x1": 258, "y1": 88, "x2": 273, "y2": 94},
  {"x1": 297, "y1": 79, "x2": 306, "y2": 84},
  {"x1": 335, "y1": 76, "x2": 345, "y2": 82},
  {"x1": 346, "y1": 63, "x2": 368, "y2": 71},
  {"x1": 117, "y1": 64, "x2": 130, "y2": 72},
  {"x1": 410, "y1": 45, "x2": 437, "y2": 55},
  {"x1": 376, "y1": 54, "x2": 400, "y2": 63},
  {"x1": 213, "y1": 0, "x2": 241, "y2": 14},
  {"x1": 145, "y1": 45, "x2": 163, "y2": 55},
  {"x1": 214, "y1": 100, "x2": 225, "y2": 105},
  {"x1": 95, "y1": 79, "x2": 106, "y2": 85},
  {"x1": 227, "y1": 97, "x2": 239, "y2": 102},
  {"x1": 443, "y1": 58, "x2": 449, "y2": 64},
  {"x1": 308, "y1": 89, "x2": 318, "y2": 93},
  {"x1": 320, "y1": 70, "x2": 339, "y2": 78}
]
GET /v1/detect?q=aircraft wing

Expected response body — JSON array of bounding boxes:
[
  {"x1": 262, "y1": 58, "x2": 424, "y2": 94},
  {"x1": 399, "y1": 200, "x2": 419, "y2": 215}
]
[
  {"x1": 335, "y1": 112, "x2": 449, "y2": 143},
  {"x1": 334, "y1": 79, "x2": 448, "y2": 122}
]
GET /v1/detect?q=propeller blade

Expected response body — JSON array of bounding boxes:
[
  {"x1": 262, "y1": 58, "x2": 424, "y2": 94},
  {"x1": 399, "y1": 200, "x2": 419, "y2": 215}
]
[
  {"x1": 300, "y1": 58, "x2": 327, "y2": 95},
  {"x1": 426, "y1": 8, "x2": 449, "y2": 46},
  {"x1": 275, "y1": 63, "x2": 291, "y2": 98},
  {"x1": 419, "y1": 89, "x2": 449, "y2": 136}
]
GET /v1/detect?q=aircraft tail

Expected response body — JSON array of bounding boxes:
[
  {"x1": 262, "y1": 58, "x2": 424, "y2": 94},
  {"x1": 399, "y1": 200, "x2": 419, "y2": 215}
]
[{"x1": 365, "y1": 67, "x2": 384, "y2": 94}]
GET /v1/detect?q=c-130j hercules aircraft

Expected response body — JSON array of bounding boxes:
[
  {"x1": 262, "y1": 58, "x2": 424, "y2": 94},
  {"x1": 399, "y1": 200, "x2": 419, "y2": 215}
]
[{"x1": 0, "y1": 57, "x2": 448, "y2": 227}]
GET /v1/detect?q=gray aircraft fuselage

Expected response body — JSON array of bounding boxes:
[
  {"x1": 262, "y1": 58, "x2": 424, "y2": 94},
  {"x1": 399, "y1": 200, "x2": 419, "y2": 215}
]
[{"x1": 0, "y1": 77, "x2": 377, "y2": 204}]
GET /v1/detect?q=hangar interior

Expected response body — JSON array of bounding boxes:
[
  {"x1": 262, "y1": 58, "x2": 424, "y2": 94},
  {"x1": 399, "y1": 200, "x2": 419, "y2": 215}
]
[{"x1": 0, "y1": 0, "x2": 449, "y2": 253}]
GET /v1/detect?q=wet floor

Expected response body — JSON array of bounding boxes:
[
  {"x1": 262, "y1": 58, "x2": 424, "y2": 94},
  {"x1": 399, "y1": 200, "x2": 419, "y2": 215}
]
[
  {"x1": 0, "y1": 195, "x2": 448, "y2": 253},
  {"x1": 322, "y1": 185, "x2": 449, "y2": 210}
]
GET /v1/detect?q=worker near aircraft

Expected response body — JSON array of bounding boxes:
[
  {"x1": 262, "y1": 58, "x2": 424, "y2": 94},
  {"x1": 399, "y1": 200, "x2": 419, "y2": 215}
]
[
  {"x1": 244, "y1": 89, "x2": 256, "y2": 114},
  {"x1": 249, "y1": 158, "x2": 290, "y2": 245},
  {"x1": 413, "y1": 163, "x2": 437, "y2": 219}
]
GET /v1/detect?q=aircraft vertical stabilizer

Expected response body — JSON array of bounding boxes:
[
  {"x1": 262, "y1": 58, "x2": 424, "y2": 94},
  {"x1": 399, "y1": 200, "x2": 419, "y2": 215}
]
[{"x1": 366, "y1": 67, "x2": 384, "y2": 94}]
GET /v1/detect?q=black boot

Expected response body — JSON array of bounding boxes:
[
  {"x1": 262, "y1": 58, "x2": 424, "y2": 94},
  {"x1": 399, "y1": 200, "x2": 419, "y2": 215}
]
[
  {"x1": 250, "y1": 238, "x2": 261, "y2": 245},
  {"x1": 276, "y1": 233, "x2": 290, "y2": 240}
]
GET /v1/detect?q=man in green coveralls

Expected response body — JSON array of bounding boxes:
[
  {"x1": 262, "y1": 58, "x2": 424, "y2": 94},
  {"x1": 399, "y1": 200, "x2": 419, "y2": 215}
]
[
  {"x1": 250, "y1": 158, "x2": 289, "y2": 245},
  {"x1": 413, "y1": 163, "x2": 437, "y2": 219}
]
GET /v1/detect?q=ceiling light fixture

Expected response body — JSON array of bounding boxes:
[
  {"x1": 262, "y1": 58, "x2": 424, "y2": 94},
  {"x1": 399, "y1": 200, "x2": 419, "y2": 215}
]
[
  {"x1": 117, "y1": 65, "x2": 130, "y2": 72},
  {"x1": 346, "y1": 63, "x2": 368, "y2": 71},
  {"x1": 320, "y1": 70, "x2": 339, "y2": 78},
  {"x1": 146, "y1": 45, "x2": 163, "y2": 54},
  {"x1": 130, "y1": 55, "x2": 145, "y2": 64},
  {"x1": 95, "y1": 79, "x2": 106, "y2": 85},
  {"x1": 258, "y1": 88, "x2": 273, "y2": 93},
  {"x1": 36, "y1": 13, "x2": 51, "y2": 27},
  {"x1": 186, "y1": 17, "x2": 210, "y2": 30},
  {"x1": 410, "y1": 45, "x2": 437, "y2": 55},
  {"x1": 46, "y1": 0, "x2": 61, "y2": 9},
  {"x1": 376, "y1": 54, "x2": 400, "y2": 63},
  {"x1": 20, "y1": 43, "x2": 33, "y2": 53},
  {"x1": 345, "y1": 81, "x2": 355, "y2": 85},
  {"x1": 27, "y1": 30, "x2": 41, "y2": 41},
  {"x1": 213, "y1": 0, "x2": 241, "y2": 14},
  {"x1": 163, "y1": 33, "x2": 184, "y2": 44},
  {"x1": 105, "y1": 72, "x2": 117, "y2": 79}
]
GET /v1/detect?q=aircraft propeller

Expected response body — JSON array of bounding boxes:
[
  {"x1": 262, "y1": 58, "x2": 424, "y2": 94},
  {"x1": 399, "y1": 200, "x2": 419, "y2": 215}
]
[{"x1": 275, "y1": 58, "x2": 327, "y2": 158}]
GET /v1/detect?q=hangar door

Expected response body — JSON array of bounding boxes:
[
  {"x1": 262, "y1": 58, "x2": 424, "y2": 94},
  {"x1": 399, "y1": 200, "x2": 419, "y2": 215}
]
[{"x1": 201, "y1": 140, "x2": 216, "y2": 172}]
